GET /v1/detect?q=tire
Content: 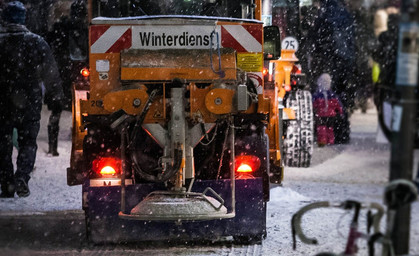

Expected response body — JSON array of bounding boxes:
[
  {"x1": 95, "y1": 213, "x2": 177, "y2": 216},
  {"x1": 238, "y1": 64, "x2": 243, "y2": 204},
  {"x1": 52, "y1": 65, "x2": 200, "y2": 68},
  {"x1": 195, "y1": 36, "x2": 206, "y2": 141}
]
[{"x1": 284, "y1": 90, "x2": 314, "y2": 168}]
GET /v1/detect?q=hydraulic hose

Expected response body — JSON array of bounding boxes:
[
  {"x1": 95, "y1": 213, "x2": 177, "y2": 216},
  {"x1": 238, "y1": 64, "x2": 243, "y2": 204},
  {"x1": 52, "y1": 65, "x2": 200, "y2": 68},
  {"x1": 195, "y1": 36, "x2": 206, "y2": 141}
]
[
  {"x1": 132, "y1": 147, "x2": 183, "y2": 183},
  {"x1": 209, "y1": 30, "x2": 225, "y2": 78},
  {"x1": 128, "y1": 89, "x2": 182, "y2": 183},
  {"x1": 129, "y1": 87, "x2": 186, "y2": 183},
  {"x1": 129, "y1": 89, "x2": 158, "y2": 148}
]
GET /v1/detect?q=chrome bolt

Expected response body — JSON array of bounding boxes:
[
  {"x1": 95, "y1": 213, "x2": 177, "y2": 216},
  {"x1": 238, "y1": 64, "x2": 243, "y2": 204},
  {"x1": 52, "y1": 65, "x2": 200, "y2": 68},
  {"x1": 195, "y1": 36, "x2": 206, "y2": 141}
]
[
  {"x1": 133, "y1": 98, "x2": 141, "y2": 107},
  {"x1": 214, "y1": 97, "x2": 222, "y2": 105}
]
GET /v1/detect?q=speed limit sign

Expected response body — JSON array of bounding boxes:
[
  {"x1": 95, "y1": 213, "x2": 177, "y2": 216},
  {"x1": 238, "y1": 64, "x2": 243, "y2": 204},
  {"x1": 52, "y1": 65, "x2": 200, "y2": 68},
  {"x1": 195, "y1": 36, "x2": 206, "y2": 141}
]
[{"x1": 281, "y1": 37, "x2": 299, "y2": 52}]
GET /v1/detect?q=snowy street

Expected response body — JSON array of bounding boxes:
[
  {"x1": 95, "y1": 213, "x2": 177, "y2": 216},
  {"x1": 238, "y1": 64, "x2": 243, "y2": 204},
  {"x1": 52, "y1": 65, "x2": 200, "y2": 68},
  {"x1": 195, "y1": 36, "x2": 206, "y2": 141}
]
[
  {"x1": 1, "y1": 0, "x2": 418, "y2": 255},
  {"x1": 0, "y1": 106, "x2": 418, "y2": 255}
]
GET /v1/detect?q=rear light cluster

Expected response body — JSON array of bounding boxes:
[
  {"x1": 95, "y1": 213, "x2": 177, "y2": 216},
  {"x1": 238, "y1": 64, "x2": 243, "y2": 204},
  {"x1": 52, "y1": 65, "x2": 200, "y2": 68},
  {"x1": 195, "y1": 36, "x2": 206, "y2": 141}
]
[
  {"x1": 80, "y1": 67, "x2": 90, "y2": 77},
  {"x1": 262, "y1": 68, "x2": 268, "y2": 76},
  {"x1": 92, "y1": 157, "x2": 121, "y2": 176},
  {"x1": 235, "y1": 155, "x2": 261, "y2": 179},
  {"x1": 92, "y1": 155, "x2": 260, "y2": 179}
]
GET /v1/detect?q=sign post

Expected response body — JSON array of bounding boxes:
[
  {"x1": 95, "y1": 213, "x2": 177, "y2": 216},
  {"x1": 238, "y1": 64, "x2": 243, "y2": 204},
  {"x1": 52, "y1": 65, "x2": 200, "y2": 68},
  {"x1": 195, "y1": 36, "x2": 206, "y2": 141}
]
[{"x1": 389, "y1": 0, "x2": 419, "y2": 254}]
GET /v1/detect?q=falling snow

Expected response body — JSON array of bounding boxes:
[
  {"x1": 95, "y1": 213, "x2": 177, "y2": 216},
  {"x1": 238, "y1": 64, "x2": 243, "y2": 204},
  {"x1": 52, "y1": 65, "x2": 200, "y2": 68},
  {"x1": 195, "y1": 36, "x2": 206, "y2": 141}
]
[{"x1": 0, "y1": 106, "x2": 418, "y2": 255}]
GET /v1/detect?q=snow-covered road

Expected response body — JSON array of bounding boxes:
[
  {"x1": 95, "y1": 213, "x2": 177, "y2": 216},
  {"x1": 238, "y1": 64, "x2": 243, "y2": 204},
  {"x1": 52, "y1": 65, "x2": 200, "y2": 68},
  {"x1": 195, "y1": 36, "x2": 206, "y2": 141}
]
[{"x1": 1, "y1": 106, "x2": 418, "y2": 255}]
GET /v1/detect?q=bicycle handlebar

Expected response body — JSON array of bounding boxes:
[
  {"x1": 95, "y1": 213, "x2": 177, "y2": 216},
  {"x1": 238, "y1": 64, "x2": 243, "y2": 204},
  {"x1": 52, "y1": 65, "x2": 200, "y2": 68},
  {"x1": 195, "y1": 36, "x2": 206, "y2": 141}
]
[
  {"x1": 292, "y1": 201, "x2": 385, "y2": 250},
  {"x1": 292, "y1": 201, "x2": 330, "y2": 249},
  {"x1": 368, "y1": 202, "x2": 384, "y2": 234}
]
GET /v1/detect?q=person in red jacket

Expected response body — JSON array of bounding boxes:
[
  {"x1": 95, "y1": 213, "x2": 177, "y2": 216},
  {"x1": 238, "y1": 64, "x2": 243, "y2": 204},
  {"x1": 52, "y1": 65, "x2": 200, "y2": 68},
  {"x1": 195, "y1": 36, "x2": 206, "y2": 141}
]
[{"x1": 312, "y1": 73, "x2": 344, "y2": 146}]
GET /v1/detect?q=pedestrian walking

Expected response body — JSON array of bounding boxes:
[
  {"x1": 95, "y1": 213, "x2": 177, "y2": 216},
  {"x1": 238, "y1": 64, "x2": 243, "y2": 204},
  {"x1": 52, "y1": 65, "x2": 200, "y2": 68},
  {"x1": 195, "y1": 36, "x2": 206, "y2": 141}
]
[
  {"x1": 372, "y1": 13, "x2": 400, "y2": 107},
  {"x1": 0, "y1": 1, "x2": 64, "y2": 198},
  {"x1": 46, "y1": 92, "x2": 62, "y2": 157},
  {"x1": 345, "y1": 0, "x2": 376, "y2": 114},
  {"x1": 46, "y1": 0, "x2": 88, "y2": 111},
  {"x1": 45, "y1": 0, "x2": 88, "y2": 156}
]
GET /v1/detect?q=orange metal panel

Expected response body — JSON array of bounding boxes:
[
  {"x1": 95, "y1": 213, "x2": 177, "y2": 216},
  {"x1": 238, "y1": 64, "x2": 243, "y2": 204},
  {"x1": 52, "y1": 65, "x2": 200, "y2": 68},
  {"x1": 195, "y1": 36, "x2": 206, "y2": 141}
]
[
  {"x1": 120, "y1": 49, "x2": 237, "y2": 81},
  {"x1": 265, "y1": 49, "x2": 299, "y2": 162},
  {"x1": 264, "y1": 88, "x2": 279, "y2": 159},
  {"x1": 189, "y1": 84, "x2": 217, "y2": 123},
  {"x1": 121, "y1": 67, "x2": 236, "y2": 81},
  {"x1": 283, "y1": 108, "x2": 296, "y2": 120},
  {"x1": 255, "y1": 0, "x2": 262, "y2": 21},
  {"x1": 89, "y1": 53, "x2": 121, "y2": 98},
  {"x1": 103, "y1": 88, "x2": 149, "y2": 115},
  {"x1": 205, "y1": 88, "x2": 235, "y2": 114},
  {"x1": 257, "y1": 94, "x2": 270, "y2": 114},
  {"x1": 143, "y1": 96, "x2": 166, "y2": 123}
]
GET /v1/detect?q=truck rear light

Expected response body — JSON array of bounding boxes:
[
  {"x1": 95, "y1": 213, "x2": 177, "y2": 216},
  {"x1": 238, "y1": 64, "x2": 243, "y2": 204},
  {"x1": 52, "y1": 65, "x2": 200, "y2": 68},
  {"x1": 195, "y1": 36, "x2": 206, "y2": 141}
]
[
  {"x1": 262, "y1": 68, "x2": 268, "y2": 76},
  {"x1": 80, "y1": 67, "x2": 90, "y2": 77},
  {"x1": 237, "y1": 163, "x2": 253, "y2": 173},
  {"x1": 100, "y1": 166, "x2": 116, "y2": 175},
  {"x1": 235, "y1": 155, "x2": 261, "y2": 173},
  {"x1": 92, "y1": 157, "x2": 121, "y2": 177}
]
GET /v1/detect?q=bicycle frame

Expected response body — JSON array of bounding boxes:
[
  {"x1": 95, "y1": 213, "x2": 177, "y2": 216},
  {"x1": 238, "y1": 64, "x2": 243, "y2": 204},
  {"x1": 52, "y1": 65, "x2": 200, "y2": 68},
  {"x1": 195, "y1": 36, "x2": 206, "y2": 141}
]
[{"x1": 292, "y1": 200, "x2": 384, "y2": 256}]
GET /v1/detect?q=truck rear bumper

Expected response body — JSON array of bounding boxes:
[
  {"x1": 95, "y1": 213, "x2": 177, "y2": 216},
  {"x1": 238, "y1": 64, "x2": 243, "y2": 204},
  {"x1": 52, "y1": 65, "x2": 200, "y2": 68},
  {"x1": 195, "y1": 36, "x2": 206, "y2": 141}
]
[{"x1": 84, "y1": 178, "x2": 266, "y2": 243}]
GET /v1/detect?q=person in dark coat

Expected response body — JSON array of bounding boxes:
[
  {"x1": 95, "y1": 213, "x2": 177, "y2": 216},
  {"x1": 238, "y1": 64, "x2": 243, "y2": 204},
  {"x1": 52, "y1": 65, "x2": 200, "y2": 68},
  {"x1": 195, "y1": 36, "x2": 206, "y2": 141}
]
[
  {"x1": 46, "y1": 0, "x2": 88, "y2": 156},
  {"x1": 346, "y1": 0, "x2": 376, "y2": 113},
  {"x1": 372, "y1": 13, "x2": 400, "y2": 106},
  {"x1": 308, "y1": 0, "x2": 355, "y2": 144},
  {"x1": 0, "y1": 1, "x2": 64, "y2": 197},
  {"x1": 46, "y1": 0, "x2": 88, "y2": 109}
]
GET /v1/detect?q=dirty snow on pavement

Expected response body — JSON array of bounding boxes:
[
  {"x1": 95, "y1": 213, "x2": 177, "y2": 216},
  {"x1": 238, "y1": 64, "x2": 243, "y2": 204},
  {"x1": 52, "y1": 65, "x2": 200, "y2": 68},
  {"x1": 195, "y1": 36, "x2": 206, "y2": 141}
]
[
  {"x1": 0, "y1": 107, "x2": 80, "y2": 213},
  {"x1": 268, "y1": 109, "x2": 419, "y2": 256},
  {"x1": 0, "y1": 106, "x2": 418, "y2": 255}
]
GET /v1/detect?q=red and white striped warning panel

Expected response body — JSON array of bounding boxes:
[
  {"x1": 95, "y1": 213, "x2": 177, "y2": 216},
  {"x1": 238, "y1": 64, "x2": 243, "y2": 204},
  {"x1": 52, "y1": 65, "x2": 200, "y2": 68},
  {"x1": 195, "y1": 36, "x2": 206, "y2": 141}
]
[
  {"x1": 221, "y1": 24, "x2": 262, "y2": 53},
  {"x1": 91, "y1": 25, "x2": 132, "y2": 53},
  {"x1": 90, "y1": 23, "x2": 262, "y2": 54}
]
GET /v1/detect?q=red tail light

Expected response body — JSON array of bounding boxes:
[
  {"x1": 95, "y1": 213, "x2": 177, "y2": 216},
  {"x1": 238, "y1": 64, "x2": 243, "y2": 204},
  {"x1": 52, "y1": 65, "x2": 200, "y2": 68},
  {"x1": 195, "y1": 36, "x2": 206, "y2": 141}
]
[
  {"x1": 262, "y1": 68, "x2": 268, "y2": 76},
  {"x1": 80, "y1": 67, "x2": 90, "y2": 77},
  {"x1": 235, "y1": 155, "x2": 261, "y2": 173},
  {"x1": 92, "y1": 157, "x2": 121, "y2": 176},
  {"x1": 100, "y1": 166, "x2": 116, "y2": 175},
  {"x1": 235, "y1": 155, "x2": 261, "y2": 179},
  {"x1": 237, "y1": 163, "x2": 253, "y2": 173}
]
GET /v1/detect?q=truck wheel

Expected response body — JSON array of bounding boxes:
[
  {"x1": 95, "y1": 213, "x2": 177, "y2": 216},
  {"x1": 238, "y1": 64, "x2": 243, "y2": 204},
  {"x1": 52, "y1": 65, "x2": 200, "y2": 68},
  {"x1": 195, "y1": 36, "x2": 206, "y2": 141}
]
[{"x1": 284, "y1": 90, "x2": 314, "y2": 168}]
